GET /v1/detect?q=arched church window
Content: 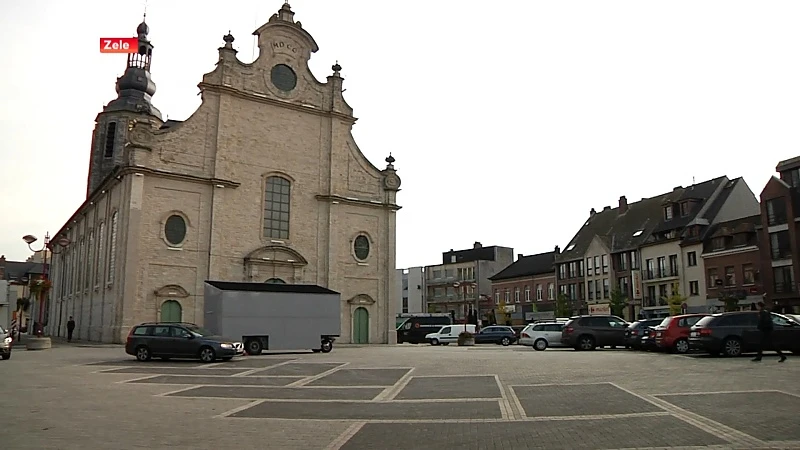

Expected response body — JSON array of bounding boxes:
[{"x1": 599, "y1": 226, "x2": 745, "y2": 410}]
[
  {"x1": 164, "y1": 215, "x2": 187, "y2": 247},
  {"x1": 264, "y1": 176, "x2": 291, "y2": 240},
  {"x1": 103, "y1": 122, "x2": 117, "y2": 158}
]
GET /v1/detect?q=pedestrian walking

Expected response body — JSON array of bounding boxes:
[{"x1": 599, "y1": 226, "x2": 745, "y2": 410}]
[
  {"x1": 67, "y1": 316, "x2": 75, "y2": 343},
  {"x1": 752, "y1": 302, "x2": 786, "y2": 363}
]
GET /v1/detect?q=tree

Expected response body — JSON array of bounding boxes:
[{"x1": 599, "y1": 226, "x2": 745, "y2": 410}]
[
  {"x1": 609, "y1": 288, "x2": 628, "y2": 318},
  {"x1": 663, "y1": 283, "x2": 688, "y2": 316},
  {"x1": 555, "y1": 293, "x2": 572, "y2": 317},
  {"x1": 496, "y1": 298, "x2": 510, "y2": 325},
  {"x1": 719, "y1": 292, "x2": 741, "y2": 312}
]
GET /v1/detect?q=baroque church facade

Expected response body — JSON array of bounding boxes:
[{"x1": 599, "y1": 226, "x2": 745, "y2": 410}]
[{"x1": 47, "y1": 2, "x2": 401, "y2": 344}]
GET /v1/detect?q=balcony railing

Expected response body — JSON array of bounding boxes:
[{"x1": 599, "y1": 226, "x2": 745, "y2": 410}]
[
  {"x1": 642, "y1": 296, "x2": 668, "y2": 308},
  {"x1": 774, "y1": 282, "x2": 796, "y2": 294},
  {"x1": 642, "y1": 268, "x2": 679, "y2": 281}
]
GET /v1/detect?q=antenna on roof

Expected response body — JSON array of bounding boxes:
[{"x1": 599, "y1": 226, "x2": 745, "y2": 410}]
[{"x1": 692, "y1": 176, "x2": 695, "y2": 185}]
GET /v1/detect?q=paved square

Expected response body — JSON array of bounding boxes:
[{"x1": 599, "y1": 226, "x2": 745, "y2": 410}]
[
  {"x1": 231, "y1": 399, "x2": 502, "y2": 420},
  {"x1": 127, "y1": 375, "x2": 302, "y2": 386},
  {"x1": 169, "y1": 386, "x2": 384, "y2": 400},
  {"x1": 656, "y1": 391, "x2": 800, "y2": 442},
  {"x1": 222, "y1": 357, "x2": 298, "y2": 368},
  {"x1": 306, "y1": 368, "x2": 410, "y2": 387},
  {"x1": 512, "y1": 383, "x2": 663, "y2": 417},
  {"x1": 100, "y1": 366, "x2": 248, "y2": 376},
  {"x1": 339, "y1": 416, "x2": 727, "y2": 450},
  {"x1": 87, "y1": 359, "x2": 204, "y2": 367},
  {"x1": 249, "y1": 362, "x2": 344, "y2": 376},
  {"x1": 394, "y1": 375, "x2": 501, "y2": 400}
]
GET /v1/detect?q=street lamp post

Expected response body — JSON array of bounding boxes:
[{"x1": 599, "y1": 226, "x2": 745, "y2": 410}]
[{"x1": 22, "y1": 233, "x2": 70, "y2": 338}]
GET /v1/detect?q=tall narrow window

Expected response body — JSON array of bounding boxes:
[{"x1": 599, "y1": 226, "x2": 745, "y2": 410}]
[
  {"x1": 108, "y1": 212, "x2": 118, "y2": 284},
  {"x1": 77, "y1": 239, "x2": 85, "y2": 291},
  {"x1": 103, "y1": 122, "x2": 117, "y2": 158},
  {"x1": 95, "y1": 222, "x2": 105, "y2": 285},
  {"x1": 86, "y1": 231, "x2": 94, "y2": 289},
  {"x1": 264, "y1": 176, "x2": 291, "y2": 240}
]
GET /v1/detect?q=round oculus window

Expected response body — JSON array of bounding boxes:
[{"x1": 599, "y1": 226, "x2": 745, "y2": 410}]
[
  {"x1": 354, "y1": 235, "x2": 370, "y2": 261},
  {"x1": 271, "y1": 64, "x2": 297, "y2": 92},
  {"x1": 164, "y1": 215, "x2": 187, "y2": 246}
]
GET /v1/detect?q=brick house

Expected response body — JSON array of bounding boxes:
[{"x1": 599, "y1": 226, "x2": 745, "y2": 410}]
[
  {"x1": 488, "y1": 250, "x2": 556, "y2": 324},
  {"x1": 757, "y1": 156, "x2": 800, "y2": 314},
  {"x1": 701, "y1": 215, "x2": 762, "y2": 312}
]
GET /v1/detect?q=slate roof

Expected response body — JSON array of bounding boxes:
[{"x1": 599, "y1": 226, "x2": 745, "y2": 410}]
[
  {"x1": 1, "y1": 260, "x2": 44, "y2": 282},
  {"x1": 204, "y1": 281, "x2": 339, "y2": 295},
  {"x1": 489, "y1": 251, "x2": 556, "y2": 281},
  {"x1": 555, "y1": 176, "x2": 731, "y2": 263},
  {"x1": 679, "y1": 177, "x2": 744, "y2": 246},
  {"x1": 700, "y1": 214, "x2": 761, "y2": 253}
]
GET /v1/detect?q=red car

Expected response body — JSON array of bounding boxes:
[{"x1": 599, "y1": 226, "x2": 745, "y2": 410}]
[{"x1": 654, "y1": 314, "x2": 708, "y2": 354}]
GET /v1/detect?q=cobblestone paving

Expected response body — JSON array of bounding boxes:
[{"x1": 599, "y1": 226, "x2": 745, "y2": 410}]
[{"x1": 2, "y1": 343, "x2": 800, "y2": 449}]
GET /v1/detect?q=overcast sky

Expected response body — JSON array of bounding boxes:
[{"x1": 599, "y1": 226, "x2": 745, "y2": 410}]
[{"x1": 3, "y1": 1, "x2": 800, "y2": 269}]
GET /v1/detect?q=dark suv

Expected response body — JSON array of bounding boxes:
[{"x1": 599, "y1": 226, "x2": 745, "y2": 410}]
[
  {"x1": 624, "y1": 318, "x2": 663, "y2": 350},
  {"x1": 689, "y1": 311, "x2": 800, "y2": 357},
  {"x1": 125, "y1": 322, "x2": 244, "y2": 363},
  {"x1": 474, "y1": 326, "x2": 518, "y2": 346},
  {"x1": 561, "y1": 315, "x2": 629, "y2": 350}
]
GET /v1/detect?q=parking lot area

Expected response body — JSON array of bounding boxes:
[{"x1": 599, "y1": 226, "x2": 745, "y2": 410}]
[{"x1": 2, "y1": 343, "x2": 800, "y2": 450}]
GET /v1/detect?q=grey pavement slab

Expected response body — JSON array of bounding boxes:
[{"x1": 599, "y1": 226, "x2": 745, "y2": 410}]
[
  {"x1": 231, "y1": 399, "x2": 502, "y2": 420},
  {"x1": 127, "y1": 375, "x2": 302, "y2": 386},
  {"x1": 306, "y1": 368, "x2": 410, "y2": 386},
  {"x1": 218, "y1": 357, "x2": 297, "y2": 368},
  {"x1": 248, "y1": 362, "x2": 344, "y2": 376},
  {"x1": 339, "y1": 416, "x2": 727, "y2": 450},
  {"x1": 512, "y1": 383, "x2": 663, "y2": 417},
  {"x1": 86, "y1": 359, "x2": 204, "y2": 367},
  {"x1": 394, "y1": 375, "x2": 501, "y2": 400},
  {"x1": 99, "y1": 366, "x2": 247, "y2": 376},
  {"x1": 168, "y1": 385, "x2": 384, "y2": 400},
  {"x1": 656, "y1": 391, "x2": 800, "y2": 442}
]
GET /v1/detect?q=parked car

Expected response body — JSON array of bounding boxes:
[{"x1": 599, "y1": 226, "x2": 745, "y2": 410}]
[
  {"x1": 474, "y1": 326, "x2": 517, "y2": 346},
  {"x1": 125, "y1": 322, "x2": 244, "y2": 363},
  {"x1": 689, "y1": 311, "x2": 800, "y2": 357},
  {"x1": 654, "y1": 314, "x2": 708, "y2": 354},
  {"x1": 426, "y1": 324, "x2": 476, "y2": 346},
  {"x1": 639, "y1": 326, "x2": 660, "y2": 351},
  {"x1": 624, "y1": 319, "x2": 663, "y2": 349},
  {"x1": 0, "y1": 326, "x2": 12, "y2": 360},
  {"x1": 397, "y1": 314, "x2": 453, "y2": 344},
  {"x1": 561, "y1": 315, "x2": 629, "y2": 351},
  {"x1": 519, "y1": 322, "x2": 566, "y2": 351}
]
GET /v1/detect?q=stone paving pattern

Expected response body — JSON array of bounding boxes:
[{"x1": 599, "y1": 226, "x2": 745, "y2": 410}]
[{"x1": 3, "y1": 343, "x2": 800, "y2": 449}]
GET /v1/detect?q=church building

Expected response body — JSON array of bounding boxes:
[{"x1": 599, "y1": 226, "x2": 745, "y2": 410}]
[{"x1": 47, "y1": 2, "x2": 401, "y2": 344}]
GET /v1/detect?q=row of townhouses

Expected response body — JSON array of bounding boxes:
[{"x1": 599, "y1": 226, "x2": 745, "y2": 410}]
[{"x1": 397, "y1": 156, "x2": 800, "y2": 323}]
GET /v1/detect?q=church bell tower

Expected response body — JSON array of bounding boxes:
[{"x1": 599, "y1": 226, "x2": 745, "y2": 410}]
[{"x1": 86, "y1": 17, "x2": 163, "y2": 197}]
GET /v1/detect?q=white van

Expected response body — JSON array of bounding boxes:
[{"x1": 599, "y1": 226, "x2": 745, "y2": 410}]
[{"x1": 425, "y1": 324, "x2": 477, "y2": 345}]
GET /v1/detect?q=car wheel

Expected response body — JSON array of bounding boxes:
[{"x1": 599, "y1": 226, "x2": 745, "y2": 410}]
[
  {"x1": 135, "y1": 345, "x2": 151, "y2": 362},
  {"x1": 501, "y1": 337, "x2": 511, "y2": 346},
  {"x1": 321, "y1": 339, "x2": 333, "y2": 353},
  {"x1": 245, "y1": 339, "x2": 263, "y2": 356},
  {"x1": 722, "y1": 337, "x2": 742, "y2": 357},
  {"x1": 2, "y1": 352, "x2": 10, "y2": 360},
  {"x1": 578, "y1": 335, "x2": 596, "y2": 351},
  {"x1": 431, "y1": 338, "x2": 440, "y2": 346},
  {"x1": 533, "y1": 339, "x2": 548, "y2": 351},
  {"x1": 199, "y1": 346, "x2": 217, "y2": 363},
  {"x1": 674, "y1": 339, "x2": 690, "y2": 354}
]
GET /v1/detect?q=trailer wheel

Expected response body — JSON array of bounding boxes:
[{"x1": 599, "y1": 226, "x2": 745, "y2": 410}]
[
  {"x1": 320, "y1": 339, "x2": 333, "y2": 353},
  {"x1": 245, "y1": 339, "x2": 263, "y2": 355}
]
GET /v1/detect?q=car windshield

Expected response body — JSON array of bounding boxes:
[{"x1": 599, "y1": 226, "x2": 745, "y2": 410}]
[{"x1": 185, "y1": 325, "x2": 213, "y2": 336}]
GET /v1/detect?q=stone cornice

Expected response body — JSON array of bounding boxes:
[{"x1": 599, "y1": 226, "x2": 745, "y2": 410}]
[
  {"x1": 316, "y1": 194, "x2": 401, "y2": 211},
  {"x1": 119, "y1": 166, "x2": 240, "y2": 189},
  {"x1": 198, "y1": 83, "x2": 357, "y2": 125}
]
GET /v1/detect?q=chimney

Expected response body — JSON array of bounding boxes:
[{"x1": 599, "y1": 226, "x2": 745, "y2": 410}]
[
  {"x1": 618, "y1": 196, "x2": 628, "y2": 214},
  {"x1": 603, "y1": 205, "x2": 611, "y2": 211},
  {"x1": 517, "y1": 253, "x2": 524, "y2": 261},
  {"x1": 554, "y1": 245, "x2": 560, "y2": 254},
  {"x1": 473, "y1": 242, "x2": 482, "y2": 249},
  {"x1": 590, "y1": 208, "x2": 596, "y2": 216},
  {"x1": 673, "y1": 186, "x2": 683, "y2": 191}
]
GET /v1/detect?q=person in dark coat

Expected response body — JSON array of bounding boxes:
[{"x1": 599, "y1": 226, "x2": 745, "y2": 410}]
[
  {"x1": 67, "y1": 316, "x2": 76, "y2": 342},
  {"x1": 753, "y1": 302, "x2": 786, "y2": 362}
]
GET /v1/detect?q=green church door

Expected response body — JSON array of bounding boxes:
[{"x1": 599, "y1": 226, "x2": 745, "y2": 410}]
[
  {"x1": 161, "y1": 300, "x2": 182, "y2": 323},
  {"x1": 352, "y1": 307, "x2": 369, "y2": 344}
]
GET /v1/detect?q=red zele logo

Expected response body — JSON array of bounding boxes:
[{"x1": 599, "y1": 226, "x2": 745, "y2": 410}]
[{"x1": 100, "y1": 38, "x2": 138, "y2": 54}]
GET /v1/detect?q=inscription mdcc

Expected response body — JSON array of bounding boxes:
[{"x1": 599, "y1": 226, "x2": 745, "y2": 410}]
[{"x1": 272, "y1": 41, "x2": 299, "y2": 53}]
